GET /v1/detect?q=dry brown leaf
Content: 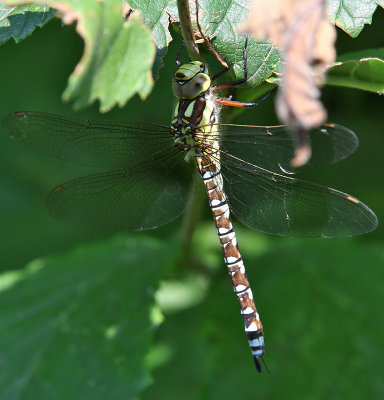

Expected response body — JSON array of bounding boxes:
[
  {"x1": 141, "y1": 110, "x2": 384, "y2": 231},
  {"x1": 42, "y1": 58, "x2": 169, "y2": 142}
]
[{"x1": 240, "y1": 0, "x2": 336, "y2": 166}]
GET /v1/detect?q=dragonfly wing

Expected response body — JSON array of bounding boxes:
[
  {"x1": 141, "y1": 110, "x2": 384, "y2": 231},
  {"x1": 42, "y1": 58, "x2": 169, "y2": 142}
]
[
  {"x1": 220, "y1": 154, "x2": 377, "y2": 237},
  {"x1": 2, "y1": 111, "x2": 173, "y2": 168},
  {"x1": 213, "y1": 123, "x2": 358, "y2": 174},
  {"x1": 304, "y1": 123, "x2": 358, "y2": 167},
  {"x1": 47, "y1": 154, "x2": 195, "y2": 231}
]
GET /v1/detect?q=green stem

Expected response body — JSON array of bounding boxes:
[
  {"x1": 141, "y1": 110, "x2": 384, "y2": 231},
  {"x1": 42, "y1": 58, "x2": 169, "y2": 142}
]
[
  {"x1": 179, "y1": 173, "x2": 206, "y2": 266},
  {"x1": 177, "y1": 0, "x2": 203, "y2": 62}
]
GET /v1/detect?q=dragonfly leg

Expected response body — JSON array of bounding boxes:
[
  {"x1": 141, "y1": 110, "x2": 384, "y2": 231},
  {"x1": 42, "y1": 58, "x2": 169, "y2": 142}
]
[
  {"x1": 211, "y1": 36, "x2": 249, "y2": 88},
  {"x1": 215, "y1": 90, "x2": 274, "y2": 108},
  {"x1": 195, "y1": 0, "x2": 229, "y2": 70}
]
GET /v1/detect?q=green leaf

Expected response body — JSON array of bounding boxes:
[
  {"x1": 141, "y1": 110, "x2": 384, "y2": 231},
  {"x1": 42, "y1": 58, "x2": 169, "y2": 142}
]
[
  {"x1": 326, "y1": 48, "x2": 384, "y2": 93},
  {"x1": 6, "y1": 0, "x2": 156, "y2": 112},
  {"x1": 88, "y1": 15, "x2": 156, "y2": 112},
  {"x1": 0, "y1": 3, "x2": 54, "y2": 45},
  {"x1": 144, "y1": 227, "x2": 384, "y2": 398},
  {"x1": 197, "y1": 0, "x2": 281, "y2": 87},
  {"x1": 61, "y1": 2, "x2": 156, "y2": 112},
  {"x1": 328, "y1": 0, "x2": 384, "y2": 37},
  {"x1": 126, "y1": 0, "x2": 178, "y2": 79},
  {"x1": 0, "y1": 235, "x2": 175, "y2": 399}
]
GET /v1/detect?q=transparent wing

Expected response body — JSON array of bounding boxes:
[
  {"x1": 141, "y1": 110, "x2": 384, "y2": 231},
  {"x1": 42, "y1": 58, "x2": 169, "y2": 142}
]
[
  {"x1": 195, "y1": 123, "x2": 358, "y2": 174},
  {"x1": 47, "y1": 151, "x2": 195, "y2": 231},
  {"x1": 3, "y1": 111, "x2": 194, "y2": 230},
  {"x1": 2, "y1": 111, "x2": 174, "y2": 168},
  {"x1": 218, "y1": 153, "x2": 377, "y2": 237}
]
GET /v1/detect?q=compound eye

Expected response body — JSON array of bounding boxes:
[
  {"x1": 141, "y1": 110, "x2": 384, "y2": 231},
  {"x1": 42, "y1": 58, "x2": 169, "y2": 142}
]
[{"x1": 176, "y1": 73, "x2": 210, "y2": 98}]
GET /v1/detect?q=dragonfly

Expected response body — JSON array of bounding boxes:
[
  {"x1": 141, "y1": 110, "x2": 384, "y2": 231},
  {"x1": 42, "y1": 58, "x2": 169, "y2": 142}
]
[{"x1": 2, "y1": 56, "x2": 378, "y2": 373}]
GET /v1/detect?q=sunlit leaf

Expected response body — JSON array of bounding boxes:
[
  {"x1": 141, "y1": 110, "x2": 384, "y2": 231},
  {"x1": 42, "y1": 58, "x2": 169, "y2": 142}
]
[
  {"x1": 328, "y1": 0, "x2": 384, "y2": 37},
  {"x1": 126, "y1": 0, "x2": 177, "y2": 78},
  {"x1": 194, "y1": 0, "x2": 282, "y2": 87},
  {"x1": 4, "y1": 0, "x2": 156, "y2": 112},
  {"x1": 0, "y1": 3, "x2": 54, "y2": 44}
]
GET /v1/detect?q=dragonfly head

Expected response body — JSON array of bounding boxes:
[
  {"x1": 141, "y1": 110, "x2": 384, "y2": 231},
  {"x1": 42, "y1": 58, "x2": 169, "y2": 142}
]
[{"x1": 172, "y1": 61, "x2": 210, "y2": 99}]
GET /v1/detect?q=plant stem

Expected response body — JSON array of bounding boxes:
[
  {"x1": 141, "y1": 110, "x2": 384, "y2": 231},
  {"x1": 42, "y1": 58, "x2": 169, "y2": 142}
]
[
  {"x1": 179, "y1": 173, "x2": 206, "y2": 266},
  {"x1": 177, "y1": 0, "x2": 203, "y2": 62}
]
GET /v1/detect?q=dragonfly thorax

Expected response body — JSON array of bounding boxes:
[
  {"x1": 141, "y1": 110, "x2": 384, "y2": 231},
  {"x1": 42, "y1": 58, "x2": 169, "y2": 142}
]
[{"x1": 171, "y1": 61, "x2": 219, "y2": 164}]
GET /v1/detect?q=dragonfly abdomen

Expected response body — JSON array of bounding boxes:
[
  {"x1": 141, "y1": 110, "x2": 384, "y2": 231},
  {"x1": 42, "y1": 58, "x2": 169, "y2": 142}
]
[{"x1": 196, "y1": 158, "x2": 265, "y2": 372}]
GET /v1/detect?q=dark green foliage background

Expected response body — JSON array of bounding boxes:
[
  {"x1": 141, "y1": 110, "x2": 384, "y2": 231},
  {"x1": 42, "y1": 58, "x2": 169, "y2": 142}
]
[{"x1": 0, "y1": 9, "x2": 383, "y2": 400}]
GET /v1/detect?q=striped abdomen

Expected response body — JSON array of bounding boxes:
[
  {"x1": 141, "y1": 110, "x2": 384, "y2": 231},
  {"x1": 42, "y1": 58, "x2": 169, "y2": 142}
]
[{"x1": 195, "y1": 156, "x2": 265, "y2": 372}]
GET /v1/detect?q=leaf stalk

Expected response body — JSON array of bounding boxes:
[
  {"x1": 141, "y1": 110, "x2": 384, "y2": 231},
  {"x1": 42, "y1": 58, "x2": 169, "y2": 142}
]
[{"x1": 176, "y1": 0, "x2": 203, "y2": 62}]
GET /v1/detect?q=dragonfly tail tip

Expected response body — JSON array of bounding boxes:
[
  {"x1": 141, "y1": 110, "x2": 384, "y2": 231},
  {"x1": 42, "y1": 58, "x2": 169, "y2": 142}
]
[
  {"x1": 254, "y1": 356, "x2": 270, "y2": 374},
  {"x1": 253, "y1": 357, "x2": 262, "y2": 373}
]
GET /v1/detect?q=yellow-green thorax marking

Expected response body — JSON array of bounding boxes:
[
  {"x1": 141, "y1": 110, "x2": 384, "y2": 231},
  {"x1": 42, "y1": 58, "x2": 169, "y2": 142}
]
[{"x1": 171, "y1": 61, "x2": 219, "y2": 163}]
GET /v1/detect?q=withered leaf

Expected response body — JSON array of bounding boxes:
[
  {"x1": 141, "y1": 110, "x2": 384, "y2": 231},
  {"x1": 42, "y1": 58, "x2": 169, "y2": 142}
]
[{"x1": 240, "y1": 0, "x2": 336, "y2": 166}]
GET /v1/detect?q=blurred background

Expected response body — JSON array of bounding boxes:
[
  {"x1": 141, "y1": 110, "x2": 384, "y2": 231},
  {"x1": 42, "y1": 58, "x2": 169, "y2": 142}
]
[{"x1": 0, "y1": 7, "x2": 383, "y2": 399}]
